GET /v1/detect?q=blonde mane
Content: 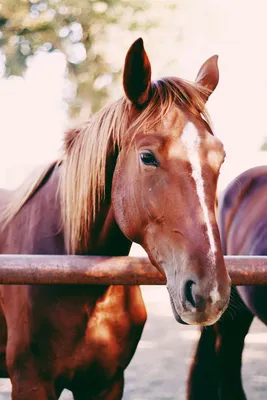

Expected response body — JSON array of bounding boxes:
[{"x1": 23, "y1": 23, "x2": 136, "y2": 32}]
[{"x1": 2, "y1": 77, "x2": 212, "y2": 254}]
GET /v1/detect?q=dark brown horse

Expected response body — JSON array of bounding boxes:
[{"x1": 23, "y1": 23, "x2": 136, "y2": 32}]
[
  {"x1": 188, "y1": 165, "x2": 267, "y2": 400},
  {"x1": 0, "y1": 38, "x2": 231, "y2": 399}
]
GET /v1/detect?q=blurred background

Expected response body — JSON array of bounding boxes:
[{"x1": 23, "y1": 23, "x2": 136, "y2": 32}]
[
  {"x1": 1, "y1": 0, "x2": 267, "y2": 191},
  {"x1": 1, "y1": 1, "x2": 267, "y2": 399}
]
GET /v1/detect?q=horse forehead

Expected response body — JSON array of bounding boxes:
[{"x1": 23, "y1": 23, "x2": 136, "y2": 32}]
[
  {"x1": 157, "y1": 108, "x2": 206, "y2": 141},
  {"x1": 168, "y1": 121, "x2": 224, "y2": 166},
  {"x1": 157, "y1": 106, "x2": 187, "y2": 133}
]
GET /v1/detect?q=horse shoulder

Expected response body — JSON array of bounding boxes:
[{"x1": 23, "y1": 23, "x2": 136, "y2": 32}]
[{"x1": 85, "y1": 286, "x2": 146, "y2": 369}]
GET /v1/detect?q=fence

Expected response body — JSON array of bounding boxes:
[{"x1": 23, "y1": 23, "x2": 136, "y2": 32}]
[{"x1": 0, "y1": 255, "x2": 267, "y2": 285}]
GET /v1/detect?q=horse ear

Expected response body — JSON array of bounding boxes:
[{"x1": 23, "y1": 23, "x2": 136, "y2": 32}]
[
  {"x1": 123, "y1": 38, "x2": 152, "y2": 106},
  {"x1": 195, "y1": 55, "x2": 219, "y2": 101}
]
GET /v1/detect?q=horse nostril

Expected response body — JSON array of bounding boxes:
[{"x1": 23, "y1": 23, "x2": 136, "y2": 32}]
[
  {"x1": 184, "y1": 280, "x2": 206, "y2": 310},
  {"x1": 184, "y1": 280, "x2": 196, "y2": 308}
]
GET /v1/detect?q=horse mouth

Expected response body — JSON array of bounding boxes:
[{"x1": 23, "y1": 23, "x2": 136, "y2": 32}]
[
  {"x1": 168, "y1": 292, "x2": 223, "y2": 326},
  {"x1": 169, "y1": 293, "x2": 188, "y2": 325}
]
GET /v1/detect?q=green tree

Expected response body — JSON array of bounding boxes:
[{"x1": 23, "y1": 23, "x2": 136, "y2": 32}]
[{"x1": 0, "y1": 0, "x2": 153, "y2": 115}]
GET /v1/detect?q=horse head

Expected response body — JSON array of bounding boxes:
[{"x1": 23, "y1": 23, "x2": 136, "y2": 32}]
[{"x1": 112, "y1": 38, "x2": 230, "y2": 325}]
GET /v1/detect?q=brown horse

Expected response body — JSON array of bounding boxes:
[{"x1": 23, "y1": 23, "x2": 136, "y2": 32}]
[
  {"x1": 0, "y1": 38, "x2": 230, "y2": 399},
  {"x1": 187, "y1": 165, "x2": 267, "y2": 400}
]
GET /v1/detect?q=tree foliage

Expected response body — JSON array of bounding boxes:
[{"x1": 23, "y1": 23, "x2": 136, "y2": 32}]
[{"x1": 0, "y1": 0, "x2": 152, "y2": 115}]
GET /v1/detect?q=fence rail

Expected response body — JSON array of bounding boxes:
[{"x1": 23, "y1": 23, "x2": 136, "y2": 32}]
[{"x1": 0, "y1": 255, "x2": 267, "y2": 285}]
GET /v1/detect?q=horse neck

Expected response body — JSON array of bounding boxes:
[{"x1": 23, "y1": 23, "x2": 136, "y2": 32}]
[
  {"x1": 91, "y1": 205, "x2": 132, "y2": 256},
  {"x1": 0, "y1": 161, "x2": 131, "y2": 256},
  {"x1": 82, "y1": 151, "x2": 132, "y2": 256},
  {"x1": 0, "y1": 167, "x2": 64, "y2": 254},
  {"x1": 38, "y1": 159, "x2": 131, "y2": 256}
]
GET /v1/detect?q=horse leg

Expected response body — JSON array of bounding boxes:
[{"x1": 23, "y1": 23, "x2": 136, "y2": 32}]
[
  {"x1": 72, "y1": 371, "x2": 124, "y2": 400},
  {"x1": 187, "y1": 325, "x2": 219, "y2": 400},
  {"x1": 3, "y1": 292, "x2": 57, "y2": 399},
  {"x1": 96, "y1": 373, "x2": 124, "y2": 400},
  {"x1": 10, "y1": 380, "x2": 57, "y2": 400},
  {"x1": 6, "y1": 328, "x2": 57, "y2": 399},
  {"x1": 0, "y1": 351, "x2": 8, "y2": 378},
  {"x1": 187, "y1": 288, "x2": 254, "y2": 400},
  {"x1": 0, "y1": 307, "x2": 8, "y2": 377},
  {"x1": 7, "y1": 352, "x2": 57, "y2": 400},
  {"x1": 8, "y1": 367, "x2": 57, "y2": 400},
  {"x1": 215, "y1": 302, "x2": 254, "y2": 400},
  {"x1": 6, "y1": 338, "x2": 58, "y2": 400}
]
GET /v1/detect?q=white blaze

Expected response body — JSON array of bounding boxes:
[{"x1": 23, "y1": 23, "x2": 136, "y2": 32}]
[
  {"x1": 210, "y1": 285, "x2": 220, "y2": 305},
  {"x1": 181, "y1": 122, "x2": 216, "y2": 265}
]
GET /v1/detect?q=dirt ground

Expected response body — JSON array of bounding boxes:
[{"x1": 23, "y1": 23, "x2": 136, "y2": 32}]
[{"x1": 1, "y1": 245, "x2": 267, "y2": 399}]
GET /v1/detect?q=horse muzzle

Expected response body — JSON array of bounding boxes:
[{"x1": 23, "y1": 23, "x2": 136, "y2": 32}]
[{"x1": 167, "y1": 277, "x2": 231, "y2": 326}]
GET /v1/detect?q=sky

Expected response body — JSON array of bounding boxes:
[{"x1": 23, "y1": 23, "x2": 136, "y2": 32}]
[
  {"x1": 0, "y1": 0, "x2": 267, "y2": 192},
  {"x1": 0, "y1": 51, "x2": 67, "y2": 188}
]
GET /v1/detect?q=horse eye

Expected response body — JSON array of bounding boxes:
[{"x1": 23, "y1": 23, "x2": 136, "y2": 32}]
[{"x1": 140, "y1": 152, "x2": 159, "y2": 167}]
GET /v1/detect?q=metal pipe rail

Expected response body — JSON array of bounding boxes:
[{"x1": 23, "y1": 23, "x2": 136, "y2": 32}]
[{"x1": 0, "y1": 255, "x2": 267, "y2": 285}]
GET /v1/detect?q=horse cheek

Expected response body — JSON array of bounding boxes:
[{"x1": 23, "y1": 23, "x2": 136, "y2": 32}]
[{"x1": 112, "y1": 170, "x2": 143, "y2": 243}]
